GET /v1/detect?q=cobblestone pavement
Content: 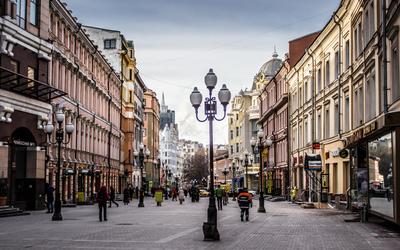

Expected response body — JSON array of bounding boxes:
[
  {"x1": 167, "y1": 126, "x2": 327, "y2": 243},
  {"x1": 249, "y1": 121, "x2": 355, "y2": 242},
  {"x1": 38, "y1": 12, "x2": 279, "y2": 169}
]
[{"x1": 1, "y1": 197, "x2": 400, "y2": 250}]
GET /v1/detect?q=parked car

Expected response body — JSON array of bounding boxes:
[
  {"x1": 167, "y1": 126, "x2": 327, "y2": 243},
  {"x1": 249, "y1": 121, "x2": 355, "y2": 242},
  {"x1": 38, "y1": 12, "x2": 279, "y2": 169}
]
[{"x1": 199, "y1": 189, "x2": 209, "y2": 197}]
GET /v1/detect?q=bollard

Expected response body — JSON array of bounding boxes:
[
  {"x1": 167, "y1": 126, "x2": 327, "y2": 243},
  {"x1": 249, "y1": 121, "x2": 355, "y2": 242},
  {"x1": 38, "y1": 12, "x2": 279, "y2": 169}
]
[{"x1": 360, "y1": 204, "x2": 368, "y2": 223}]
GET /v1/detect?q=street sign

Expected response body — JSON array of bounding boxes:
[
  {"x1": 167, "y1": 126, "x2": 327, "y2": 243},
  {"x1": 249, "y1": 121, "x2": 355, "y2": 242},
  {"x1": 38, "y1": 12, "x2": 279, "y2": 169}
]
[{"x1": 304, "y1": 154, "x2": 322, "y2": 171}]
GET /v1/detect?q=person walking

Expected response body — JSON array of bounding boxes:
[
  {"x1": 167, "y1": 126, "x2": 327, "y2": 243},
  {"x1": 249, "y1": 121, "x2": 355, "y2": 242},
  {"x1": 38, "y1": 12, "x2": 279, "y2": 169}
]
[
  {"x1": 128, "y1": 185, "x2": 134, "y2": 201},
  {"x1": 237, "y1": 188, "x2": 252, "y2": 222},
  {"x1": 215, "y1": 185, "x2": 223, "y2": 210},
  {"x1": 135, "y1": 186, "x2": 139, "y2": 199},
  {"x1": 108, "y1": 186, "x2": 119, "y2": 208},
  {"x1": 178, "y1": 188, "x2": 185, "y2": 205},
  {"x1": 97, "y1": 185, "x2": 109, "y2": 222},
  {"x1": 123, "y1": 187, "x2": 129, "y2": 205},
  {"x1": 45, "y1": 183, "x2": 54, "y2": 213}
]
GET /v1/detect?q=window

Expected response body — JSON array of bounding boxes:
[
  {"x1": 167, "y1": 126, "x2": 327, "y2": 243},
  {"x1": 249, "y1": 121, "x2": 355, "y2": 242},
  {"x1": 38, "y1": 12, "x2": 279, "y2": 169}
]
[
  {"x1": 366, "y1": 70, "x2": 376, "y2": 121},
  {"x1": 304, "y1": 82, "x2": 308, "y2": 102},
  {"x1": 27, "y1": 66, "x2": 36, "y2": 88},
  {"x1": 344, "y1": 95, "x2": 350, "y2": 131},
  {"x1": 325, "y1": 60, "x2": 330, "y2": 86},
  {"x1": 104, "y1": 39, "x2": 116, "y2": 49},
  {"x1": 16, "y1": 0, "x2": 26, "y2": 29},
  {"x1": 364, "y1": 9, "x2": 370, "y2": 43},
  {"x1": 230, "y1": 118, "x2": 233, "y2": 124},
  {"x1": 10, "y1": 60, "x2": 19, "y2": 84},
  {"x1": 230, "y1": 130, "x2": 233, "y2": 140},
  {"x1": 304, "y1": 120, "x2": 308, "y2": 144},
  {"x1": 129, "y1": 69, "x2": 133, "y2": 80},
  {"x1": 325, "y1": 108, "x2": 330, "y2": 139},
  {"x1": 353, "y1": 86, "x2": 364, "y2": 127},
  {"x1": 29, "y1": 0, "x2": 37, "y2": 25},
  {"x1": 334, "y1": 102, "x2": 339, "y2": 134},
  {"x1": 317, "y1": 68, "x2": 322, "y2": 92},
  {"x1": 236, "y1": 127, "x2": 239, "y2": 136},
  {"x1": 345, "y1": 40, "x2": 350, "y2": 68},
  {"x1": 354, "y1": 28, "x2": 358, "y2": 58},
  {"x1": 236, "y1": 143, "x2": 239, "y2": 153},
  {"x1": 358, "y1": 22, "x2": 362, "y2": 54},
  {"x1": 317, "y1": 113, "x2": 321, "y2": 140},
  {"x1": 369, "y1": 2, "x2": 375, "y2": 39},
  {"x1": 230, "y1": 145, "x2": 234, "y2": 154},
  {"x1": 368, "y1": 133, "x2": 394, "y2": 218},
  {"x1": 299, "y1": 124, "x2": 303, "y2": 147},
  {"x1": 236, "y1": 114, "x2": 238, "y2": 120},
  {"x1": 334, "y1": 51, "x2": 339, "y2": 79},
  {"x1": 392, "y1": 36, "x2": 399, "y2": 101},
  {"x1": 129, "y1": 90, "x2": 133, "y2": 103}
]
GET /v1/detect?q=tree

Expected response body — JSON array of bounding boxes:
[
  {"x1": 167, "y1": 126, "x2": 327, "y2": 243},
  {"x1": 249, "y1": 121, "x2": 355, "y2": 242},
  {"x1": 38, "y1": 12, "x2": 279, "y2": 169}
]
[{"x1": 183, "y1": 149, "x2": 209, "y2": 184}]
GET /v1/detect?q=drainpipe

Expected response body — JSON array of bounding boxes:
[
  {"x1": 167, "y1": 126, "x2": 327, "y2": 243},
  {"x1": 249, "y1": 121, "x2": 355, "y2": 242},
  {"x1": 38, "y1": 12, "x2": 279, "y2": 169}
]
[
  {"x1": 107, "y1": 72, "x2": 112, "y2": 189},
  {"x1": 382, "y1": 0, "x2": 388, "y2": 113},
  {"x1": 305, "y1": 48, "x2": 316, "y2": 151},
  {"x1": 282, "y1": 61, "x2": 290, "y2": 198},
  {"x1": 334, "y1": 12, "x2": 342, "y2": 139}
]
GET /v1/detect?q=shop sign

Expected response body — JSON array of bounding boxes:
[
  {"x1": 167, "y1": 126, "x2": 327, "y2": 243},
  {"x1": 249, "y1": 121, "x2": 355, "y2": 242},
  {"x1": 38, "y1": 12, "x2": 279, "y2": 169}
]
[
  {"x1": 13, "y1": 140, "x2": 36, "y2": 147},
  {"x1": 339, "y1": 149, "x2": 349, "y2": 158},
  {"x1": 329, "y1": 148, "x2": 341, "y2": 157},
  {"x1": 312, "y1": 143, "x2": 321, "y2": 150},
  {"x1": 364, "y1": 121, "x2": 377, "y2": 135},
  {"x1": 346, "y1": 128, "x2": 363, "y2": 145},
  {"x1": 304, "y1": 154, "x2": 322, "y2": 171}
]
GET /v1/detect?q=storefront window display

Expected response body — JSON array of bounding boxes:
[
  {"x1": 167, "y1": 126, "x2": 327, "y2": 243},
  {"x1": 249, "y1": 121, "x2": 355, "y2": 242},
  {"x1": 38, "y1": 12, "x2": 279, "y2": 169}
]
[{"x1": 368, "y1": 132, "x2": 394, "y2": 218}]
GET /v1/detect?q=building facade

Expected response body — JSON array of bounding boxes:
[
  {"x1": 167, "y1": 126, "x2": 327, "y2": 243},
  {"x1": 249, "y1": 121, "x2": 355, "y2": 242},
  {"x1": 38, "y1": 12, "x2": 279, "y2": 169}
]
[
  {"x1": 0, "y1": 0, "x2": 56, "y2": 210},
  {"x1": 48, "y1": 0, "x2": 122, "y2": 203},
  {"x1": 159, "y1": 93, "x2": 175, "y2": 130},
  {"x1": 259, "y1": 33, "x2": 318, "y2": 197},
  {"x1": 288, "y1": 0, "x2": 400, "y2": 224},
  {"x1": 143, "y1": 89, "x2": 160, "y2": 190},
  {"x1": 83, "y1": 25, "x2": 147, "y2": 190},
  {"x1": 227, "y1": 90, "x2": 252, "y2": 189}
]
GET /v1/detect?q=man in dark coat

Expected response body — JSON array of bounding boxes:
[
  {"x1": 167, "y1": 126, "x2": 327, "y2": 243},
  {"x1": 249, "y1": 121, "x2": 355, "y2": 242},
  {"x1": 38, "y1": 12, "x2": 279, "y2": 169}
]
[
  {"x1": 97, "y1": 186, "x2": 109, "y2": 222},
  {"x1": 45, "y1": 183, "x2": 54, "y2": 213}
]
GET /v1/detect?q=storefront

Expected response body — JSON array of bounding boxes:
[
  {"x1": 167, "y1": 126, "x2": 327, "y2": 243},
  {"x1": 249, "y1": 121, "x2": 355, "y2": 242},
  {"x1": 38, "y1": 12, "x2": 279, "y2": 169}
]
[{"x1": 346, "y1": 117, "x2": 400, "y2": 225}]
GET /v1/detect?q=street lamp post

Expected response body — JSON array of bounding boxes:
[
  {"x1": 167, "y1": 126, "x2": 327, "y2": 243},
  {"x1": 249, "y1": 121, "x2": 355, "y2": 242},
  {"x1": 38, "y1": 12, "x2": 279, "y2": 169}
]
[
  {"x1": 190, "y1": 68, "x2": 231, "y2": 241},
  {"x1": 250, "y1": 129, "x2": 272, "y2": 213},
  {"x1": 231, "y1": 160, "x2": 237, "y2": 201},
  {"x1": 157, "y1": 156, "x2": 161, "y2": 188},
  {"x1": 164, "y1": 165, "x2": 169, "y2": 200},
  {"x1": 222, "y1": 167, "x2": 229, "y2": 184},
  {"x1": 134, "y1": 143, "x2": 150, "y2": 207},
  {"x1": 44, "y1": 109, "x2": 75, "y2": 221},
  {"x1": 243, "y1": 150, "x2": 249, "y2": 189}
]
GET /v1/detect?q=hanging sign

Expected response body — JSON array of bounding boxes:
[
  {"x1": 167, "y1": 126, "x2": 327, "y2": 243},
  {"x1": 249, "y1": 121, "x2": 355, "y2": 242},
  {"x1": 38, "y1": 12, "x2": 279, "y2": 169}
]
[{"x1": 304, "y1": 154, "x2": 322, "y2": 171}]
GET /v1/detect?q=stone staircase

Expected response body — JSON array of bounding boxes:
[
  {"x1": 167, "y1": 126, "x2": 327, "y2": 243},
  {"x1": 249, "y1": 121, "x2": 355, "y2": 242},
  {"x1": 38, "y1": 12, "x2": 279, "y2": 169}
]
[{"x1": 0, "y1": 206, "x2": 30, "y2": 218}]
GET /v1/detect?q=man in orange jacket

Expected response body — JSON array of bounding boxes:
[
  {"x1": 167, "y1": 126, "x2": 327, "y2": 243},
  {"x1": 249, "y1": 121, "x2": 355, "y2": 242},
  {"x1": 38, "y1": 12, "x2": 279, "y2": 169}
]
[{"x1": 237, "y1": 188, "x2": 252, "y2": 221}]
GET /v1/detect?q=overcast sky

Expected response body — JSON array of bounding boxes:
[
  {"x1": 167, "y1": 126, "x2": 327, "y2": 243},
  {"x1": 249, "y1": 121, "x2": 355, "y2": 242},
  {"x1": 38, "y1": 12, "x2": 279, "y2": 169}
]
[{"x1": 65, "y1": 0, "x2": 340, "y2": 145}]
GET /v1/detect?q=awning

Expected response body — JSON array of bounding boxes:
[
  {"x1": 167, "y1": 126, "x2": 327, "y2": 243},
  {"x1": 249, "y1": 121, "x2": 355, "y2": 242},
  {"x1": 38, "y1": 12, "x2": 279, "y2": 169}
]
[{"x1": 0, "y1": 66, "x2": 66, "y2": 103}]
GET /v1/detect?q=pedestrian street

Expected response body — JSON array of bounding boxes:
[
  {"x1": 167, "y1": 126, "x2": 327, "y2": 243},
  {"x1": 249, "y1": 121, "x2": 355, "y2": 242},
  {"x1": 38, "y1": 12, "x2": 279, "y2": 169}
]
[{"x1": 1, "y1": 198, "x2": 400, "y2": 250}]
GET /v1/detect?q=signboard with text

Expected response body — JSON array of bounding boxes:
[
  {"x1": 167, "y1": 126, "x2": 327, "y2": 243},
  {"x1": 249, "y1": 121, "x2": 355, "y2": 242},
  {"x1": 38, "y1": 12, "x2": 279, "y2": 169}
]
[{"x1": 304, "y1": 154, "x2": 322, "y2": 171}]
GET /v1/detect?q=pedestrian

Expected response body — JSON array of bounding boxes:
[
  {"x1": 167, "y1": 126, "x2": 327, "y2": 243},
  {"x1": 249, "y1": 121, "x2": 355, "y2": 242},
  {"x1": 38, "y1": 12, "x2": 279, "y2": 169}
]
[
  {"x1": 216, "y1": 185, "x2": 223, "y2": 210},
  {"x1": 129, "y1": 185, "x2": 134, "y2": 201},
  {"x1": 97, "y1": 185, "x2": 109, "y2": 222},
  {"x1": 178, "y1": 187, "x2": 185, "y2": 205},
  {"x1": 237, "y1": 188, "x2": 252, "y2": 222},
  {"x1": 172, "y1": 187, "x2": 178, "y2": 201},
  {"x1": 184, "y1": 188, "x2": 188, "y2": 197},
  {"x1": 135, "y1": 186, "x2": 139, "y2": 199},
  {"x1": 123, "y1": 187, "x2": 129, "y2": 205},
  {"x1": 45, "y1": 183, "x2": 54, "y2": 213},
  {"x1": 108, "y1": 186, "x2": 119, "y2": 208}
]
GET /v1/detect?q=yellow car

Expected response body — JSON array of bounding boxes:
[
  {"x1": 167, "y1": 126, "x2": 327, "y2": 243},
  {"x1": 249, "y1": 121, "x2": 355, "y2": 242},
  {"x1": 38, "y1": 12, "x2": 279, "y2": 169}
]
[{"x1": 199, "y1": 189, "x2": 210, "y2": 197}]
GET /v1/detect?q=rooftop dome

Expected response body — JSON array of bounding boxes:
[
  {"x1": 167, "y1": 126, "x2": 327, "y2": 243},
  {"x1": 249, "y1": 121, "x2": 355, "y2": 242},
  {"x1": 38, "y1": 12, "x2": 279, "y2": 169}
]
[{"x1": 258, "y1": 50, "x2": 282, "y2": 78}]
